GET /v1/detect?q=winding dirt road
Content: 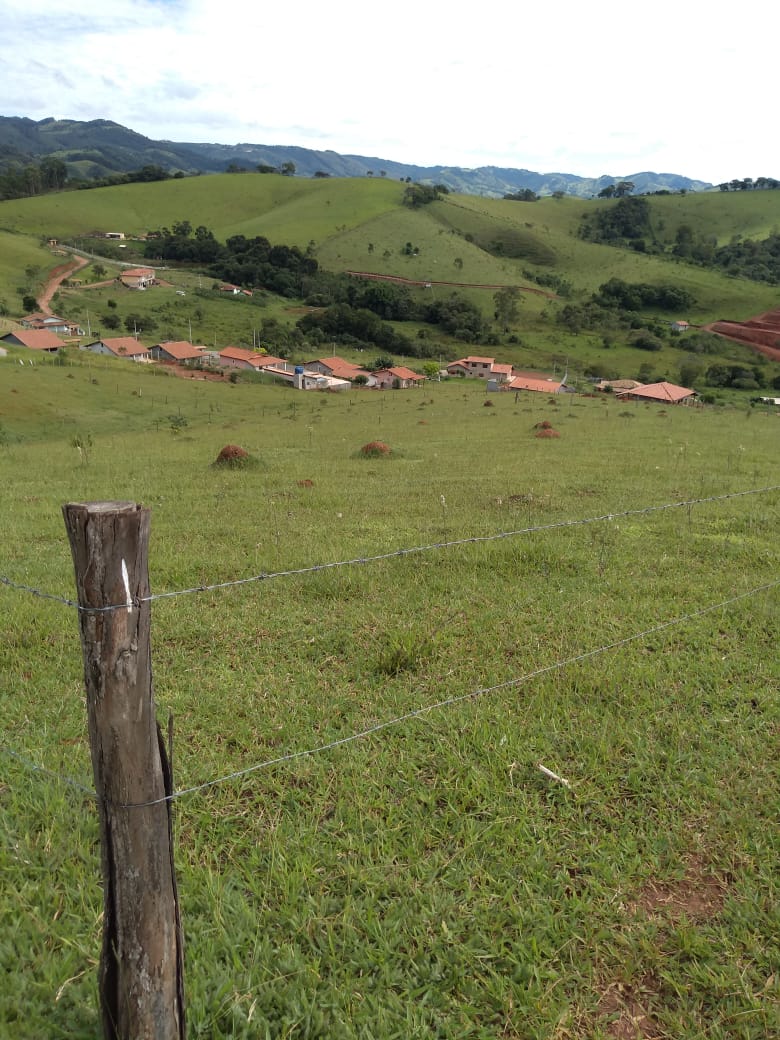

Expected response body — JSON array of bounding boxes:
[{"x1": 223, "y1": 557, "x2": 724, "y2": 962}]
[{"x1": 38, "y1": 255, "x2": 89, "y2": 314}]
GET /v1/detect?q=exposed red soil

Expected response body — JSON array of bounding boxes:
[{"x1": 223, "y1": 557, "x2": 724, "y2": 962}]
[
  {"x1": 38, "y1": 256, "x2": 89, "y2": 314},
  {"x1": 593, "y1": 858, "x2": 728, "y2": 1038},
  {"x1": 214, "y1": 445, "x2": 249, "y2": 466},
  {"x1": 704, "y1": 308, "x2": 780, "y2": 362},
  {"x1": 360, "y1": 440, "x2": 391, "y2": 456}
]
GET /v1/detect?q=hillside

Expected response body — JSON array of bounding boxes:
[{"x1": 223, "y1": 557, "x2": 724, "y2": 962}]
[
  {"x1": 0, "y1": 116, "x2": 711, "y2": 199},
  {"x1": 0, "y1": 175, "x2": 778, "y2": 394}
]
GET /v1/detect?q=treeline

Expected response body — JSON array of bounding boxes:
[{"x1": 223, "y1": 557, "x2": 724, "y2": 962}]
[
  {"x1": 0, "y1": 156, "x2": 67, "y2": 200},
  {"x1": 296, "y1": 271, "x2": 492, "y2": 357},
  {"x1": 557, "y1": 277, "x2": 695, "y2": 340},
  {"x1": 580, "y1": 196, "x2": 780, "y2": 283}
]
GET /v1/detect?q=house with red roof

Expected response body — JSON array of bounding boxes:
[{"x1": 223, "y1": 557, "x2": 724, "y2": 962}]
[
  {"x1": 81, "y1": 337, "x2": 152, "y2": 362},
  {"x1": 21, "y1": 312, "x2": 83, "y2": 336},
  {"x1": 305, "y1": 356, "x2": 376, "y2": 385},
  {"x1": 507, "y1": 374, "x2": 564, "y2": 394},
  {"x1": 218, "y1": 346, "x2": 288, "y2": 370},
  {"x1": 118, "y1": 268, "x2": 156, "y2": 289},
  {"x1": 151, "y1": 341, "x2": 207, "y2": 364},
  {"x1": 614, "y1": 381, "x2": 697, "y2": 405},
  {"x1": 1, "y1": 329, "x2": 67, "y2": 352},
  {"x1": 373, "y1": 366, "x2": 426, "y2": 389}
]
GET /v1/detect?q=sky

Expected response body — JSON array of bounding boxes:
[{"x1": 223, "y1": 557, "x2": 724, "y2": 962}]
[{"x1": 3, "y1": 0, "x2": 776, "y2": 185}]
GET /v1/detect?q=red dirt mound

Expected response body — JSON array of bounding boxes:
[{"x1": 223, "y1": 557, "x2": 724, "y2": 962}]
[
  {"x1": 214, "y1": 445, "x2": 250, "y2": 467},
  {"x1": 705, "y1": 308, "x2": 780, "y2": 362},
  {"x1": 535, "y1": 428, "x2": 560, "y2": 438},
  {"x1": 360, "y1": 440, "x2": 391, "y2": 457}
]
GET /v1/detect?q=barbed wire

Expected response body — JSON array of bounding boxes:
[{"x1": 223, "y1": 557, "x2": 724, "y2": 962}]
[
  {"x1": 1, "y1": 485, "x2": 778, "y2": 614},
  {"x1": 0, "y1": 745, "x2": 96, "y2": 799},
  {"x1": 2, "y1": 576, "x2": 777, "y2": 808},
  {"x1": 123, "y1": 576, "x2": 779, "y2": 808}
]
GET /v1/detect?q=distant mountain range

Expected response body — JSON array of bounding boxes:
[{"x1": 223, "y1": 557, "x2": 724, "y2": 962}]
[{"x1": 0, "y1": 115, "x2": 713, "y2": 198}]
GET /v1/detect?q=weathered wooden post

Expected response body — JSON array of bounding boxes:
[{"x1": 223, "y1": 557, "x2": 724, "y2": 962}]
[{"x1": 63, "y1": 502, "x2": 184, "y2": 1040}]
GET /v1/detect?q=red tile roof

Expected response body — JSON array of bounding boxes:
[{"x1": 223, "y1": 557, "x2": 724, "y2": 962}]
[
  {"x1": 615, "y1": 381, "x2": 696, "y2": 403},
  {"x1": 508, "y1": 375, "x2": 563, "y2": 393},
  {"x1": 99, "y1": 337, "x2": 151, "y2": 356},
  {"x1": 386, "y1": 366, "x2": 424, "y2": 380},
  {"x1": 156, "y1": 341, "x2": 206, "y2": 360},
  {"x1": 4, "y1": 329, "x2": 67, "y2": 350}
]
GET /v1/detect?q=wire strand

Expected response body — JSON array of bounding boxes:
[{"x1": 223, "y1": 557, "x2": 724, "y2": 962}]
[
  {"x1": 121, "y1": 577, "x2": 779, "y2": 808},
  {"x1": 1, "y1": 485, "x2": 777, "y2": 613}
]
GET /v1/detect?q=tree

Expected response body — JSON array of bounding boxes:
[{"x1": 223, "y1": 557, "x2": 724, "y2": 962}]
[
  {"x1": 280, "y1": 161, "x2": 296, "y2": 177},
  {"x1": 614, "y1": 180, "x2": 635, "y2": 197},
  {"x1": 598, "y1": 184, "x2": 616, "y2": 198},
  {"x1": 493, "y1": 286, "x2": 522, "y2": 330},
  {"x1": 93, "y1": 263, "x2": 107, "y2": 279},
  {"x1": 422, "y1": 361, "x2": 441, "y2": 379},
  {"x1": 40, "y1": 156, "x2": 67, "y2": 191},
  {"x1": 372, "y1": 354, "x2": 395, "y2": 370}
]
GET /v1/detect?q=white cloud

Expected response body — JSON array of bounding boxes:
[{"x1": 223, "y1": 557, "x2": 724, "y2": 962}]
[{"x1": 2, "y1": 0, "x2": 777, "y2": 184}]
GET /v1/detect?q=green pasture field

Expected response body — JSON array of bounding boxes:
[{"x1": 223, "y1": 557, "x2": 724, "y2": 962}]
[{"x1": 1, "y1": 353, "x2": 778, "y2": 1038}]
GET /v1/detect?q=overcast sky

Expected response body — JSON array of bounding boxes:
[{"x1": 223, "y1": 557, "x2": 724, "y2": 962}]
[{"x1": 3, "y1": 0, "x2": 774, "y2": 185}]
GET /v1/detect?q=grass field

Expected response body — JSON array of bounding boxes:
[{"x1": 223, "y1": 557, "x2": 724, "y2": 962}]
[{"x1": 1, "y1": 351, "x2": 778, "y2": 1038}]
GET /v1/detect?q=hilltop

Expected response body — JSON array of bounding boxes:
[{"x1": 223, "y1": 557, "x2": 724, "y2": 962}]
[{"x1": 0, "y1": 116, "x2": 711, "y2": 199}]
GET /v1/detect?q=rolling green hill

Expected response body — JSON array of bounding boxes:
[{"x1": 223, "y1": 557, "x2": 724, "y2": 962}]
[{"x1": 0, "y1": 176, "x2": 778, "y2": 391}]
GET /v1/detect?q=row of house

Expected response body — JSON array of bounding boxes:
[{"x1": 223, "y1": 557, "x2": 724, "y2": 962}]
[{"x1": 0, "y1": 332, "x2": 698, "y2": 403}]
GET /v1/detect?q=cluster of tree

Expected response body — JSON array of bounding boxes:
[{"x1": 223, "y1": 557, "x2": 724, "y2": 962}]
[
  {"x1": 402, "y1": 183, "x2": 449, "y2": 208},
  {"x1": 717, "y1": 178, "x2": 780, "y2": 192},
  {"x1": 503, "y1": 189, "x2": 538, "y2": 202},
  {"x1": 709, "y1": 233, "x2": 780, "y2": 284},
  {"x1": 557, "y1": 279, "x2": 695, "y2": 337},
  {"x1": 704, "y1": 363, "x2": 771, "y2": 390},
  {"x1": 144, "y1": 224, "x2": 318, "y2": 297},
  {"x1": 76, "y1": 165, "x2": 178, "y2": 190},
  {"x1": 0, "y1": 156, "x2": 68, "y2": 199},
  {"x1": 595, "y1": 278, "x2": 694, "y2": 312},
  {"x1": 522, "y1": 268, "x2": 573, "y2": 297},
  {"x1": 296, "y1": 303, "x2": 414, "y2": 355},
  {"x1": 579, "y1": 196, "x2": 652, "y2": 247},
  {"x1": 295, "y1": 269, "x2": 496, "y2": 353},
  {"x1": 597, "y1": 181, "x2": 635, "y2": 198}
]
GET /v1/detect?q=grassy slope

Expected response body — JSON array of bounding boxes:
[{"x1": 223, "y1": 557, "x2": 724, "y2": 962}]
[
  {"x1": 1, "y1": 179, "x2": 779, "y2": 383},
  {"x1": 1, "y1": 353, "x2": 778, "y2": 1038}
]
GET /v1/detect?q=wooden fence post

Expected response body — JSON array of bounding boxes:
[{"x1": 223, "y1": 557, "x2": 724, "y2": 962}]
[{"x1": 63, "y1": 501, "x2": 184, "y2": 1040}]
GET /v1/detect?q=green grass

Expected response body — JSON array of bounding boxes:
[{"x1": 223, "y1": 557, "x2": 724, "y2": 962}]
[{"x1": 1, "y1": 355, "x2": 778, "y2": 1037}]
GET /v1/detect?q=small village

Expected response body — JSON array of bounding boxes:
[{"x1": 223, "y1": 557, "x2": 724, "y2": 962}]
[{"x1": 0, "y1": 322, "x2": 701, "y2": 405}]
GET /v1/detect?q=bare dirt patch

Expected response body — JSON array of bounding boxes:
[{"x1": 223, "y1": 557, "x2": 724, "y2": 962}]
[
  {"x1": 590, "y1": 858, "x2": 729, "y2": 1038},
  {"x1": 705, "y1": 308, "x2": 780, "y2": 362},
  {"x1": 628, "y1": 856, "x2": 727, "y2": 924},
  {"x1": 598, "y1": 975, "x2": 664, "y2": 1039}
]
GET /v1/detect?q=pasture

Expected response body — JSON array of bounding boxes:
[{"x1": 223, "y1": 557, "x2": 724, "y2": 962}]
[{"x1": 1, "y1": 353, "x2": 778, "y2": 1038}]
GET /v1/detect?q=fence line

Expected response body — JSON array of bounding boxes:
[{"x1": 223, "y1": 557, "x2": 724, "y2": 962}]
[
  {"x1": 4, "y1": 577, "x2": 777, "y2": 809},
  {"x1": 1, "y1": 484, "x2": 778, "y2": 614}
]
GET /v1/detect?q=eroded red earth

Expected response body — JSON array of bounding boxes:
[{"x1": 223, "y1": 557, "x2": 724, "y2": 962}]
[{"x1": 705, "y1": 308, "x2": 780, "y2": 362}]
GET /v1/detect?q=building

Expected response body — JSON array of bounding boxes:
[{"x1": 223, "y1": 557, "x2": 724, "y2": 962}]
[
  {"x1": 373, "y1": 366, "x2": 426, "y2": 389},
  {"x1": 81, "y1": 337, "x2": 152, "y2": 362},
  {"x1": 507, "y1": 374, "x2": 564, "y2": 394},
  {"x1": 614, "y1": 381, "x2": 697, "y2": 404},
  {"x1": 217, "y1": 346, "x2": 287, "y2": 370},
  {"x1": 151, "y1": 341, "x2": 207, "y2": 364},
  {"x1": 0, "y1": 329, "x2": 67, "y2": 352},
  {"x1": 21, "y1": 313, "x2": 83, "y2": 336},
  {"x1": 304, "y1": 356, "x2": 375, "y2": 385},
  {"x1": 118, "y1": 268, "x2": 156, "y2": 289}
]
